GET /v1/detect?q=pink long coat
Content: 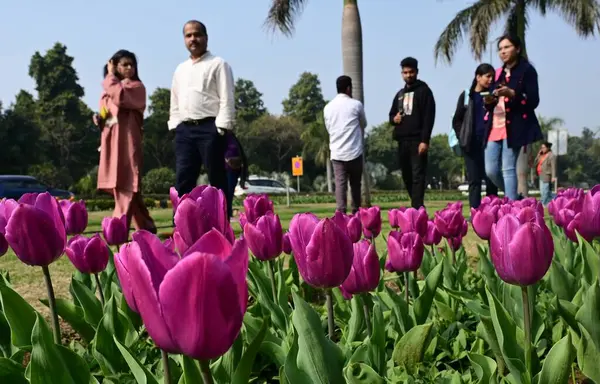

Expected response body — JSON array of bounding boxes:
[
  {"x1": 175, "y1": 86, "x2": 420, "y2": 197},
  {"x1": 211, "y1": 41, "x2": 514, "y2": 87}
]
[{"x1": 97, "y1": 74, "x2": 145, "y2": 193}]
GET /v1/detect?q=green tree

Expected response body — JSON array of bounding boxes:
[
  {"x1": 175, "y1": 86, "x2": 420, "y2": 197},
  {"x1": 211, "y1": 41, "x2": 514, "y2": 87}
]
[
  {"x1": 143, "y1": 87, "x2": 175, "y2": 172},
  {"x1": 435, "y1": 0, "x2": 600, "y2": 63},
  {"x1": 0, "y1": 105, "x2": 42, "y2": 174},
  {"x1": 282, "y1": 71, "x2": 326, "y2": 124},
  {"x1": 427, "y1": 134, "x2": 464, "y2": 188},
  {"x1": 234, "y1": 78, "x2": 267, "y2": 124},
  {"x1": 365, "y1": 122, "x2": 396, "y2": 171},
  {"x1": 301, "y1": 113, "x2": 333, "y2": 191}
]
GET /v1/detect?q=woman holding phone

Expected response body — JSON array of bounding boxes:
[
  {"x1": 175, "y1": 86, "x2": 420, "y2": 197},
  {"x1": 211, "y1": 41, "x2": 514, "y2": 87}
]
[
  {"x1": 452, "y1": 63, "x2": 498, "y2": 209},
  {"x1": 482, "y1": 35, "x2": 543, "y2": 201},
  {"x1": 95, "y1": 50, "x2": 156, "y2": 233}
]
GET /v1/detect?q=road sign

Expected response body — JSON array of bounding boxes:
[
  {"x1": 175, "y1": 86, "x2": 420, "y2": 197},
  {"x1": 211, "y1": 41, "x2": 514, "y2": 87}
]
[
  {"x1": 292, "y1": 156, "x2": 303, "y2": 176},
  {"x1": 547, "y1": 129, "x2": 568, "y2": 155}
]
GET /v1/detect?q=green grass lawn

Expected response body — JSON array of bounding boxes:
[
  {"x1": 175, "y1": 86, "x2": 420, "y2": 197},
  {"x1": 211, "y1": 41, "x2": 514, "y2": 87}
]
[{"x1": 0, "y1": 200, "x2": 482, "y2": 316}]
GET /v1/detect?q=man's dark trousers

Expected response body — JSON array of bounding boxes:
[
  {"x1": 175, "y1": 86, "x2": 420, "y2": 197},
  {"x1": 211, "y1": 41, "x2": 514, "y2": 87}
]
[
  {"x1": 332, "y1": 155, "x2": 363, "y2": 214},
  {"x1": 398, "y1": 139, "x2": 428, "y2": 209},
  {"x1": 174, "y1": 117, "x2": 227, "y2": 199}
]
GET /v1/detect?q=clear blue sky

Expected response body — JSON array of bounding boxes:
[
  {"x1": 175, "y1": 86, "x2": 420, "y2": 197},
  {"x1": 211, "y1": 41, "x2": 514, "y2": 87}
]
[{"x1": 1, "y1": 0, "x2": 599, "y2": 137}]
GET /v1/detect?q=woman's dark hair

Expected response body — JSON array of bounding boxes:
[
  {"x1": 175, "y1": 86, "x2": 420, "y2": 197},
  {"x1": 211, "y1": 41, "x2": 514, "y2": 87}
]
[
  {"x1": 469, "y1": 63, "x2": 495, "y2": 92},
  {"x1": 103, "y1": 50, "x2": 141, "y2": 81}
]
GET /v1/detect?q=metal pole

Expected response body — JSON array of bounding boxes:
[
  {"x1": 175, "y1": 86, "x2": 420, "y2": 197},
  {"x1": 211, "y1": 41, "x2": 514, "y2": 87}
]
[
  {"x1": 555, "y1": 134, "x2": 559, "y2": 193},
  {"x1": 297, "y1": 176, "x2": 300, "y2": 193},
  {"x1": 286, "y1": 175, "x2": 291, "y2": 207}
]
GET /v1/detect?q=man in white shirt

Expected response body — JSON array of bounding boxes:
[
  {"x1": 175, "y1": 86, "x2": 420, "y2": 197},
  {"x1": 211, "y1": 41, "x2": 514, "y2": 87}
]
[
  {"x1": 323, "y1": 75, "x2": 367, "y2": 214},
  {"x1": 168, "y1": 20, "x2": 236, "y2": 209}
]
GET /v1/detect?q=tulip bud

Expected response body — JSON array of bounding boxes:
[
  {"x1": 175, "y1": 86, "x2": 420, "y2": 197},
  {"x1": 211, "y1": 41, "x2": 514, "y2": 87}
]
[
  {"x1": 243, "y1": 194, "x2": 274, "y2": 224},
  {"x1": 434, "y1": 207, "x2": 465, "y2": 238},
  {"x1": 471, "y1": 206, "x2": 499, "y2": 240},
  {"x1": 331, "y1": 211, "x2": 362, "y2": 243},
  {"x1": 5, "y1": 192, "x2": 66, "y2": 266},
  {"x1": 282, "y1": 232, "x2": 292, "y2": 254},
  {"x1": 289, "y1": 214, "x2": 353, "y2": 288},
  {"x1": 244, "y1": 212, "x2": 283, "y2": 261},
  {"x1": 489, "y1": 213, "x2": 554, "y2": 286},
  {"x1": 102, "y1": 215, "x2": 129, "y2": 246},
  {"x1": 385, "y1": 231, "x2": 424, "y2": 273},
  {"x1": 59, "y1": 199, "x2": 88, "y2": 235},
  {"x1": 66, "y1": 234, "x2": 110, "y2": 274},
  {"x1": 339, "y1": 240, "x2": 380, "y2": 298},
  {"x1": 423, "y1": 221, "x2": 441, "y2": 246},
  {"x1": 359, "y1": 206, "x2": 382, "y2": 238},
  {"x1": 396, "y1": 207, "x2": 428, "y2": 237},
  {"x1": 388, "y1": 208, "x2": 406, "y2": 229}
]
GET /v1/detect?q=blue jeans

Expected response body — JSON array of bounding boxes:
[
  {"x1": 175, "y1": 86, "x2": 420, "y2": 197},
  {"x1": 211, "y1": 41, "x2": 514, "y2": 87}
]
[
  {"x1": 485, "y1": 139, "x2": 520, "y2": 200},
  {"x1": 540, "y1": 179, "x2": 552, "y2": 206}
]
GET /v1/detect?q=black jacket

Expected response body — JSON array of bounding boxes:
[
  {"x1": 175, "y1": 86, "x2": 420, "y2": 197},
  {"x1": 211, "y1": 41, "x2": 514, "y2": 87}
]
[
  {"x1": 388, "y1": 80, "x2": 436, "y2": 144},
  {"x1": 452, "y1": 91, "x2": 475, "y2": 151}
]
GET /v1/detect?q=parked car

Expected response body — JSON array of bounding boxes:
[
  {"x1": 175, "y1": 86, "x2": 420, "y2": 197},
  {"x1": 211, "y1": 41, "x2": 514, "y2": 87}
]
[
  {"x1": 234, "y1": 176, "x2": 296, "y2": 197},
  {"x1": 0, "y1": 175, "x2": 74, "y2": 200}
]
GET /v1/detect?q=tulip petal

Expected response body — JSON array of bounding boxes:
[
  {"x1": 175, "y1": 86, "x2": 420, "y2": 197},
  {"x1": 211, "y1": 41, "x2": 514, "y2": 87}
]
[
  {"x1": 184, "y1": 229, "x2": 232, "y2": 259},
  {"x1": 289, "y1": 213, "x2": 319, "y2": 277},
  {"x1": 131, "y1": 230, "x2": 179, "y2": 292},
  {"x1": 225, "y1": 239, "x2": 249, "y2": 312},
  {"x1": 115, "y1": 243, "x2": 138, "y2": 312},
  {"x1": 159, "y1": 252, "x2": 244, "y2": 360},
  {"x1": 35, "y1": 192, "x2": 65, "y2": 229}
]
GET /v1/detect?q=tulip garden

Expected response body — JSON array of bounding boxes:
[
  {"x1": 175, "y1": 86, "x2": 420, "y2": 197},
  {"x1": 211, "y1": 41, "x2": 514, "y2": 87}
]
[{"x1": 0, "y1": 185, "x2": 599, "y2": 383}]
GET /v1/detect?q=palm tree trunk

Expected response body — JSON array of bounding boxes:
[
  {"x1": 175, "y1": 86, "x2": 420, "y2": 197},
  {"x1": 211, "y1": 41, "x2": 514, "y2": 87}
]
[
  {"x1": 342, "y1": 0, "x2": 371, "y2": 206},
  {"x1": 513, "y1": 0, "x2": 528, "y2": 58},
  {"x1": 326, "y1": 156, "x2": 333, "y2": 192}
]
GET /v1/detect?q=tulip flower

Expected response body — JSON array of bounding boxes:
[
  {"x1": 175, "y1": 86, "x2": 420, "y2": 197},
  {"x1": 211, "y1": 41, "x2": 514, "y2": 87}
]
[
  {"x1": 102, "y1": 215, "x2": 129, "y2": 246},
  {"x1": 243, "y1": 194, "x2": 274, "y2": 224},
  {"x1": 126, "y1": 229, "x2": 248, "y2": 380},
  {"x1": 340, "y1": 239, "x2": 380, "y2": 336},
  {"x1": 471, "y1": 205, "x2": 499, "y2": 241},
  {"x1": 388, "y1": 208, "x2": 407, "y2": 229},
  {"x1": 4, "y1": 192, "x2": 66, "y2": 343},
  {"x1": 489, "y1": 212, "x2": 554, "y2": 376},
  {"x1": 386, "y1": 231, "x2": 424, "y2": 301},
  {"x1": 423, "y1": 221, "x2": 441, "y2": 246},
  {"x1": 566, "y1": 188, "x2": 600, "y2": 242},
  {"x1": 174, "y1": 186, "x2": 234, "y2": 254},
  {"x1": 332, "y1": 211, "x2": 362, "y2": 243},
  {"x1": 359, "y1": 206, "x2": 382, "y2": 239},
  {"x1": 66, "y1": 234, "x2": 110, "y2": 306},
  {"x1": 282, "y1": 232, "x2": 292, "y2": 254},
  {"x1": 0, "y1": 199, "x2": 18, "y2": 257},
  {"x1": 169, "y1": 187, "x2": 179, "y2": 212},
  {"x1": 434, "y1": 207, "x2": 465, "y2": 239},
  {"x1": 289, "y1": 213, "x2": 353, "y2": 339},
  {"x1": 59, "y1": 199, "x2": 88, "y2": 235},
  {"x1": 0, "y1": 235, "x2": 6, "y2": 257},
  {"x1": 396, "y1": 207, "x2": 428, "y2": 237},
  {"x1": 446, "y1": 201, "x2": 463, "y2": 211}
]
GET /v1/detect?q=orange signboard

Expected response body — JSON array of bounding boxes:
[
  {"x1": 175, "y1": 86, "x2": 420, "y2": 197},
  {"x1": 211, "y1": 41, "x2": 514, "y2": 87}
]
[{"x1": 291, "y1": 156, "x2": 303, "y2": 176}]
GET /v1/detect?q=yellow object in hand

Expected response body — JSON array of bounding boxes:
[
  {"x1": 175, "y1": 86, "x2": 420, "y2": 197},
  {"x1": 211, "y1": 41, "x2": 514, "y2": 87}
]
[{"x1": 99, "y1": 106, "x2": 109, "y2": 119}]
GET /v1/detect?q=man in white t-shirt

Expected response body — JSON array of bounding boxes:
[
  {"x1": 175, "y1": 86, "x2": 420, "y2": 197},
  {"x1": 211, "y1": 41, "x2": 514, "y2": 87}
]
[{"x1": 323, "y1": 75, "x2": 367, "y2": 214}]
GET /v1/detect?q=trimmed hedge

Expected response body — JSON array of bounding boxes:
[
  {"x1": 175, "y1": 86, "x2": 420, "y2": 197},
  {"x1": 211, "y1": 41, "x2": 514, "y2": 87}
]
[{"x1": 81, "y1": 191, "x2": 467, "y2": 212}]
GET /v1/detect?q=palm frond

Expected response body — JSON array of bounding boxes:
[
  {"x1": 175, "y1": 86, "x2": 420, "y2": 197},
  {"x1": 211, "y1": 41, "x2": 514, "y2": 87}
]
[
  {"x1": 470, "y1": 0, "x2": 514, "y2": 59},
  {"x1": 545, "y1": 0, "x2": 600, "y2": 36},
  {"x1": 263, "y1": 0, "x2": 309, "y2": 37}
]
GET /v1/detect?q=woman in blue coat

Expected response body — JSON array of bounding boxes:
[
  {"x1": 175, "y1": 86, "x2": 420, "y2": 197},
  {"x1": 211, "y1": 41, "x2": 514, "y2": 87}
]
[{"x1": 483, "y1": 35, "x2": 543, "y2": 201}]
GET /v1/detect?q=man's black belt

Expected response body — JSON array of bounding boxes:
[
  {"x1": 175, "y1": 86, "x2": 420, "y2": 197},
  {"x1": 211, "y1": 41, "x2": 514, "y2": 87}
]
[{"x1": 181, "y1": 117, "x2": 216, "y2": 125}]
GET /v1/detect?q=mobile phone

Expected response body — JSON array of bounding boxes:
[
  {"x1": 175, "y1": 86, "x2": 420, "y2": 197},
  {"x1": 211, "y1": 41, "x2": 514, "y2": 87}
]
[{"x1": 480, "y1": 91, "x2": 490, "y2": 96}]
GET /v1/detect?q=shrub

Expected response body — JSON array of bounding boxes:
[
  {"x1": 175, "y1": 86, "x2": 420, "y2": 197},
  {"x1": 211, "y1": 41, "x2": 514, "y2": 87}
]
[{"x1": 142, "y1": 167, "x2": 176, "y2": 194}]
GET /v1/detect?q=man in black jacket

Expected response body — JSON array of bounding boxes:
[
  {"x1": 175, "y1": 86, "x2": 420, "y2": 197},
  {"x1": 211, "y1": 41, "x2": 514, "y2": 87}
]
[{"x1": 388, "y1": 57, "x2": 436, "y2": 209}]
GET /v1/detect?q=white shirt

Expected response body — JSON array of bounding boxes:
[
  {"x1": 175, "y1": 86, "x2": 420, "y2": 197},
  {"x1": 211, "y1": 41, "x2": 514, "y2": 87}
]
[
  {"x1": 323, "y1": 93, "x2": 367, "y2": 162},
  {"x1": 168, "y1": 51, "x2": 235, "y2": 130}
]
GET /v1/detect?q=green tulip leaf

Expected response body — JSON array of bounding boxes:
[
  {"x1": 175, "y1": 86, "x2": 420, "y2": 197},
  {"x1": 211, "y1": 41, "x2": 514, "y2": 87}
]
[
  {"x1": 381, "y1": 286, "x2": 414, "y2": 335},
  {"x1": 113, "y1": 336, "x2": 159, "y2": 384},
  {"x1": 345, "y1": 295, "x2": 364, "y2": 345},
  {"x1": 0, "y1": 282, "x2": 37, "y2": 349},
  {"x1": 0, "y1": 357, "x2": 27, "y2": 384},
  {"x1": 71, "y1": 279, "x2": 103, "y2": 328},
  {"x1": 92, "y1": 297, "x2": 128, "y2": 375},
  {"x1": 577, "y1": 324, "x2": 600, "y2": 382},
  {"x1": 575, "y1": 279, "x2": 600, "y2": 346},
  {"x1": 247, "y1": 262, "x2": 288, "y2": 334},
  {"x1": 231, "y1": 317, "x2": 268, "y2": 384},
  {"x1": 39, "y1": 298, "x2": 95, "y2": 343},
  {"x1": 414, "y1": 260, "x2": 444, "y2": 325},
  {"x1": 468, "y1": 352, "x2": 498, "y2": 384},
  {"x1": 577, "y1": 233, "x2": 600, "y2": 285},
  {"x1": 342, "y1": 362, "x2": 385, "y2": 383},
  {"x1": 0, "y1": 310, "x2": 14, "y2": 358},
  {"x1": 538, "y1": 333, "x2": 575, "y2": 384},
  {"x1": 392, "y1": 322, "x2": 433, "y2": 373},
  {"x1": 548, "y1": 259, "x2": 577, "y2": 301},
  {"x1": 367, "y1": 302, "x2": 386, "y2": 376},
  {"x1": 288, "y1": 291, "x2": 345, "y2": 383}
]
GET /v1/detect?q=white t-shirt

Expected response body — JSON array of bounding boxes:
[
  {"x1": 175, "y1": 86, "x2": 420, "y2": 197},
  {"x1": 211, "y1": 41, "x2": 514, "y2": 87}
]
[{"x1": 323, "y1": 93, "x2": 367, "y2": 162}]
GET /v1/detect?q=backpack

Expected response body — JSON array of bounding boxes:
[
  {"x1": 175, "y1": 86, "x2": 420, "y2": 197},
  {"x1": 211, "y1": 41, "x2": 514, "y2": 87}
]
[{"x1": 448, "y1": 88, "x2": 469, "y2": 155}]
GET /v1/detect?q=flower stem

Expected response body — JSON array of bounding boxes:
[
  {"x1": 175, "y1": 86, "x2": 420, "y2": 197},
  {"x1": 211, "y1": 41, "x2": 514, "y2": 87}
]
[
  {"x1": 521, "y1": 286, "x2": 532, "y2": 378},
  {"x1": 267, "y1": 260, "x2": 278, "y2": 303},
  {"x1": 325, "y1": 289, "x2": 335, "y2": 340},
  {"x1": 42, "y1": 266, "x2": 61, "y2": 344},
  {"x1": 161, "y1": 350, "x2": 172, "y2": 384},
  {"x1": 199, "y1": 359, "x2": 214, "y2": 384},
  {"x1": 362, "y1": 294, "x2": 372, "y2": 337},
  {"x1": 94, "y1": 273, "x2": 105, "y2": 308},
  {"x1": 451, "y1": 247, "x2": 456, "y2": 264},
  {"x1": 404, "y1": 272, "x2": 410, "y2": 303}
]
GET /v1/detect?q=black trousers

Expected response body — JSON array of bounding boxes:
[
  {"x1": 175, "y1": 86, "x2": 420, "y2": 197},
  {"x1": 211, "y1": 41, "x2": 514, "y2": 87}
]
[
  {"x1": 174, "y1": 118, "x2": 227, "y2": 200},
  {"x1": 332, "y1": 155, "x2": 363, "y2": 214},
  {"x1": 398, "y1": 139, "x2": 428, "y2": 209},
  {"x1": 463, "y1": 139, "x2": 498, "y2": 209}
]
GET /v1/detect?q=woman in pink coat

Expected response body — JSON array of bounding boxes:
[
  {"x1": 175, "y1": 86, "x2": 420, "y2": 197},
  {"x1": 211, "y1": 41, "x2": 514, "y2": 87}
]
[{"x1": 94, "y1": 50, "x2": 156, "y2": 233}]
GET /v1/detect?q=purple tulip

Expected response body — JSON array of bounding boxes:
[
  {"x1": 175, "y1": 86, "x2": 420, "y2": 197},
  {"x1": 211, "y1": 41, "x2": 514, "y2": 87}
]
[
  {"x1": 388, "y1": 208, "x2": 406, "y2": 229},
  {"x1": 396, "y1": 207, "x2": 428, "y2": 237},
  {"x1": 170, "y1": 185, "x2": 214, "y2": 213},
  {"x1": 65, "y1": 234, "x2": 110, "y2": 274},
  {"x1": 471, "y1": 205, "x2": 499, "y2": 240},
  {"x1": 448, "y1": 236, "x2": 463, "y2": 251},
  {"x1": 238, "y1": 212, "x2": 248, "y2": 231},
  {"x1": 282, "y1": 233, "x2": 292, "y2": 254},
  {"x1": 243, "y1": 212, "x2": 283, "y2": 261},
  {"x1": 386, "y1": 231, "x2": 424, "y2": 273},
  {"x1": 446, "y1": 201, "x2": 463, "y2": 211},
  {"x1": 4, "y1": 192, "x2": 66, "y2": 266},
  {"x1": 331, "y1": 211, "x2": 362, "y2": 243},
  {"x1": 0, "y1": 199, "x2": 18, "y2": 257},
  {"x1": 126, "y1": 229, "x2": 248, "y2": 360},
  {"x1": 59, "y1": 199, "x2": 88, "y2": 235},
  {"x1": 566, "y1": 188, "x2": 600, "y2": 241},
  {"x1": 423, "y1": 221, "x2": 442, "y2": 246},
  {"x1": 115, "y1": 242, "x2": 139, "y2": 312},
  {"x1": 490, "y1": 213, "x2": 554, "y2": 286},
  {"x1": 359, "y1": 206, "x2": 382, "y2": 238},
  {"x1": 288, "y1": 213, "x2": 353, "y2": 288},
  {"x1": 243, "y1": 194, "x2": 274, "y2": 224},
  {"x1": 173, "y1": 186, "x2": 234, "y2": 254},
  {"x1": 102, "y1": 215, "x2": 129, "y2": 246},
  {"x1": 339, "y1": 240, "x2": 380, "y2": 299},
  {"x1": 434, "y1": 207, "x2": 465, "y2": 238},
  {"x1": 169, "y1": 187, "x2": 179, "y2": 212}
]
